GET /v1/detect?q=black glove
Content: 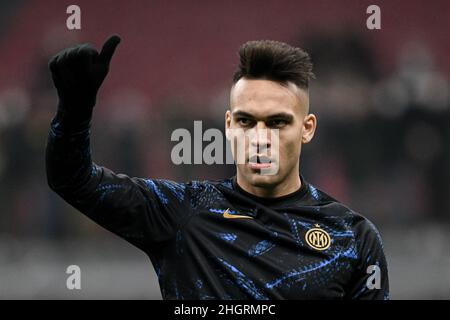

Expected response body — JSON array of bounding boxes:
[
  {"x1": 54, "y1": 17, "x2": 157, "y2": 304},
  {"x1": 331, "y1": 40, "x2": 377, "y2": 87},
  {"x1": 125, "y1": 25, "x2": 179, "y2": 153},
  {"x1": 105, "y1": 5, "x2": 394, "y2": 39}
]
[{"x1": 49, "y1": 35, "x2": 121, "y2": 130}]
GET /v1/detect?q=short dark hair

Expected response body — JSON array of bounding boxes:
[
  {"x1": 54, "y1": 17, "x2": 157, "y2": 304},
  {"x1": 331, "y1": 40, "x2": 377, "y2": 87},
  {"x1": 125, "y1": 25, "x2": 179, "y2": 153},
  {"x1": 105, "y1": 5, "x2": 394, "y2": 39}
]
[{"x1": 232, "y1": 40, "x2": 314, "y2": 89}]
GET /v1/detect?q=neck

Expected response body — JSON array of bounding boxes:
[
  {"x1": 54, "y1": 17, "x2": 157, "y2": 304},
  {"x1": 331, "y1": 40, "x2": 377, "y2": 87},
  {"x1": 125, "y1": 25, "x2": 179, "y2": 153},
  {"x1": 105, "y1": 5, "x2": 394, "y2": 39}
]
[{"x1": 236, "y1": 170, "x2": 301, "y2": 198}]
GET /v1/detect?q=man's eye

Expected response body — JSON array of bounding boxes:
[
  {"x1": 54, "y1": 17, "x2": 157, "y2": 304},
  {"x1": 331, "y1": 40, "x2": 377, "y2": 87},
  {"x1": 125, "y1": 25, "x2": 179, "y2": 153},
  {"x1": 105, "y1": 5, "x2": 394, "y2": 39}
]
[
  {"x1": 267, "y1": 119, "x2": 287, "y2": 127},
  {"x1": 237, "y1": 118, "x2": 253, "y2": 126}
]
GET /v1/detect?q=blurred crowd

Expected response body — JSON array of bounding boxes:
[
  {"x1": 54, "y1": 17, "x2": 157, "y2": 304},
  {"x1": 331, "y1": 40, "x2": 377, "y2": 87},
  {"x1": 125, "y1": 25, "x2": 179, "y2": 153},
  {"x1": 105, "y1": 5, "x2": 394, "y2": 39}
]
[
  {"x1": 302, "y1": 32, "x2": 450, "y2": 224},
  {"x1": 0, "y1": 9, "x2": 449, "y2": 240}
]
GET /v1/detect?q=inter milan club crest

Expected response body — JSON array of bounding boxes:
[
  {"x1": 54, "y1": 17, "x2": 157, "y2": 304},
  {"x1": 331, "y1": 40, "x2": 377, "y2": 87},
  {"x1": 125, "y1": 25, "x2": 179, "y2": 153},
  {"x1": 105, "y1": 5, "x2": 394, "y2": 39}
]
[{"x1": 305, "y1": 224, "x2": 331, "y2": 251}]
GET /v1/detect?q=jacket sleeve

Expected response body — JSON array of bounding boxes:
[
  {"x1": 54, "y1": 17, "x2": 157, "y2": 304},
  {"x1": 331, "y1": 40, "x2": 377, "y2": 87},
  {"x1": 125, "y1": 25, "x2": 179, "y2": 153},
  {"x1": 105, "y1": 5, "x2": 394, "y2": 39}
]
[
  {"x1": 46, "y1": 115, "x2": 191, "y2": 251},
  {"x1": 346, "y1": 218, "x2": 390, "y2": 300}
]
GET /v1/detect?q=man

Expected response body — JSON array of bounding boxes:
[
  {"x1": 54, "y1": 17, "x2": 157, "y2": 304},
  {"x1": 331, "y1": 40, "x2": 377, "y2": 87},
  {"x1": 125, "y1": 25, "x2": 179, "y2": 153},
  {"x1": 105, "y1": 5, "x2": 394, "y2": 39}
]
[{"x1": 46, "y1": 35, "x2": 389, "y2": 299}]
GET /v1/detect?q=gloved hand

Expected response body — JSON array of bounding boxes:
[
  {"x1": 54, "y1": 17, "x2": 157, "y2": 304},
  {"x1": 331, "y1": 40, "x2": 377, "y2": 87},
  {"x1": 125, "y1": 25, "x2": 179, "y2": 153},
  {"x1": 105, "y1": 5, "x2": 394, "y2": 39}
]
[{"x1": 49, "y1": 35, "x2": 121, "y2": 128}]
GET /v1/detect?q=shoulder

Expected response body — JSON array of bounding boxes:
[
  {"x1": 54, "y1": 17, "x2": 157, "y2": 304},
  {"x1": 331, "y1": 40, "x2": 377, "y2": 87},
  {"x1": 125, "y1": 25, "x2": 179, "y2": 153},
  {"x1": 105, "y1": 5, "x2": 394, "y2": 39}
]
[
  {"x1": 139, "y1": 176, "x2": 233, "y2": 194},
  {"x1": 136, "y1": 178, "x2": 188, "y2": 204},
  {"x1": 306, "y1": 180, "x2": 384, "y2": 246},
  {"x1": 140, "y1": 177, "x2": 233, "y2": 208},
  {"x1": 185, "y1": 177, "x2": 234, "y2": 192}
]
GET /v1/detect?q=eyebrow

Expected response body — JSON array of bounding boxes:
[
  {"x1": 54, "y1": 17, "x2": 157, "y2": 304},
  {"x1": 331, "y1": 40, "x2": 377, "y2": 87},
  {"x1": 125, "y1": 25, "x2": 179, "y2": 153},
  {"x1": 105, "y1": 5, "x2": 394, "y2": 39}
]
[{"x1": 232, "y1": 110, "x2": 294, "y2": 121}]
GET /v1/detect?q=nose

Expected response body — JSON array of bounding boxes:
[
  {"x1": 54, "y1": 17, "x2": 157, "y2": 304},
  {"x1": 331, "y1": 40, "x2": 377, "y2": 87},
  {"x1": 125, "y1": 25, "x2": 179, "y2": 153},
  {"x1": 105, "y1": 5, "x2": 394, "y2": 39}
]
[{"x1": 250, "y1": 121, "x2": 271, "y2": 151}]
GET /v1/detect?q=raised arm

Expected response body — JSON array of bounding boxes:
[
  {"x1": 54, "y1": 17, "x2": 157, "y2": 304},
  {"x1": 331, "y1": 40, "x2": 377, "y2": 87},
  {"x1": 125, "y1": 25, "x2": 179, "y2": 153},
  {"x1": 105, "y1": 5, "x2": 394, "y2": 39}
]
[{"x1": 46, "y1": 35, "x2": 190, "y2": 250}]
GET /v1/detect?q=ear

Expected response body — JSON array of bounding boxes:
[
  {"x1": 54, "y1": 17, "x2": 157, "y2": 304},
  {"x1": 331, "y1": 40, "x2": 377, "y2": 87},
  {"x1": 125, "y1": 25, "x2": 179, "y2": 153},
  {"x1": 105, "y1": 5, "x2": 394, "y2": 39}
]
[
  {"x1": 302, "y1": 113, "x2": 317, "y2": 144},
  {"x1": 225, "y1": 110, "x2": 232, "y2": 140}
]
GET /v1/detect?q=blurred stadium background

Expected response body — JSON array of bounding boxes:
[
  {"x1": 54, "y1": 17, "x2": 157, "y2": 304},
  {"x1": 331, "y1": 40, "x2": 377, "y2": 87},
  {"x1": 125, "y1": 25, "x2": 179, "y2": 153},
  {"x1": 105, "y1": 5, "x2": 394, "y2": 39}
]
[{"x1": 0, "y1": 0, "x2": 449, "y2": 299}]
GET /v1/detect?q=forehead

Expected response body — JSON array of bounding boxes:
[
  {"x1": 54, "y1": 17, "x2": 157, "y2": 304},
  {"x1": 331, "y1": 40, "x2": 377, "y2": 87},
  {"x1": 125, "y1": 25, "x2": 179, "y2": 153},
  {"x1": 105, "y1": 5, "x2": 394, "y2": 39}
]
[{"x1": 230, "y1": 78, "x2": 308, "y2": 116}]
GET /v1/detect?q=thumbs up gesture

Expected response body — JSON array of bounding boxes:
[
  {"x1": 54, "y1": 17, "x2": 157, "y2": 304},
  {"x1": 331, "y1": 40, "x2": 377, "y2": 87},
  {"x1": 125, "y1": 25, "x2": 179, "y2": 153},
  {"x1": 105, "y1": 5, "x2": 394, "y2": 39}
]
[{"x1": 49, "y1": 35, "x2": 121, "y2": 115}]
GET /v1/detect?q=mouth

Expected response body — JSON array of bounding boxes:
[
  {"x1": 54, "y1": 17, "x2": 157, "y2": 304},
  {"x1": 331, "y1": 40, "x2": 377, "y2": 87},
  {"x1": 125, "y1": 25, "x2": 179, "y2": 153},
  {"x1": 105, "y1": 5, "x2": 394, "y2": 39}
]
[{"x1": 248, "y1": 155, "x2": 274, "y2": 169}]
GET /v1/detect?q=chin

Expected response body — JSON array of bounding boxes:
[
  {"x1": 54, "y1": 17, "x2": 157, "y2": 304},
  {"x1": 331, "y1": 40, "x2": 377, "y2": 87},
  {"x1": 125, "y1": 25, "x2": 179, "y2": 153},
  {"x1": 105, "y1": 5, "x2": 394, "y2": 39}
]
[{"x1": 247, "y1": 171, "x2": 283, "y2": 188}]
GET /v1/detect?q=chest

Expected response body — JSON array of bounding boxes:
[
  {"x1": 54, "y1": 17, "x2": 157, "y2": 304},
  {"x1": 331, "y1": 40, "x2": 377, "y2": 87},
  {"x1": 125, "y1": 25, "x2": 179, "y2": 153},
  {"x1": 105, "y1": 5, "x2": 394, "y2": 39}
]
[{"x1": 166, "y1": 207, "x2": 358, "y2": 299}]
